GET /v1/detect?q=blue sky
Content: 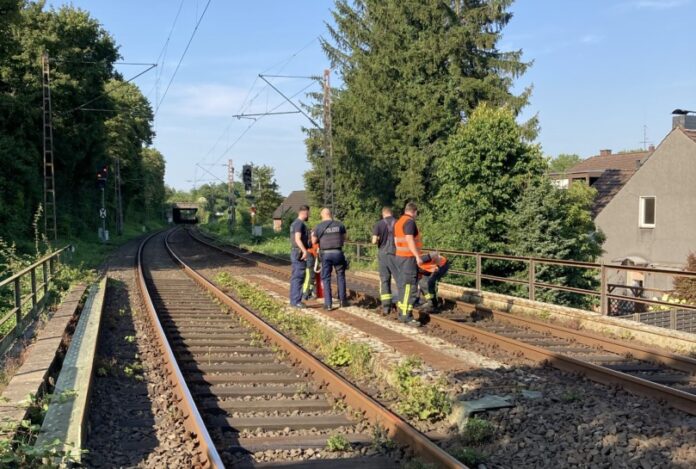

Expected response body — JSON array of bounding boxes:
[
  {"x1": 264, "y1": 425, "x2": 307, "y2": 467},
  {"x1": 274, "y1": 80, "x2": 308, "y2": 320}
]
[{"x1": 47, "y1": 0, "x2": 696, "y2": 195}]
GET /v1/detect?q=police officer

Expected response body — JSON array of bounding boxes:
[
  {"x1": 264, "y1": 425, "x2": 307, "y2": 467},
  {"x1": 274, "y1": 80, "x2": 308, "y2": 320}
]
[
  {"x1": 371, "y1": 207, "x2": 397, "y2": 315},
  {"x1": 393, "y1": 202, "x2": 421, "y2": 326},
  {"x1": 289, "y1": 205, "x2": 310, "y2": 308},
  {"x1": 312, "y1": 208, "x2": 348, "y2": 310}
]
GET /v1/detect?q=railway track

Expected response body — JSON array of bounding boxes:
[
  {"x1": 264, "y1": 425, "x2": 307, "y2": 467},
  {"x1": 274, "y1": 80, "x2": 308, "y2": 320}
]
[
  {"x1": 187, "y1": 227, "x2": 696, "y2": 416},
  {"x1": 136, "y1": 229, "x2": 464, "y2": 468}
]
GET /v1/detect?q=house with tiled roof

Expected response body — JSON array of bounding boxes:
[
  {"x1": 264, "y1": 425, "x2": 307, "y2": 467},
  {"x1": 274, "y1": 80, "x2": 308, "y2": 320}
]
[
  {"x1": 552, "y1": 113, "x2": 696, "y2": 297},
  {"x1": 552, "y1": 148, "x2": 654, "y2": 217},
  {"x1": 272, "y1": 190, "x2": 309, "y2": 232},
  {"x1": 596, "y1": 114, "x2": 696, "y2": 271}
]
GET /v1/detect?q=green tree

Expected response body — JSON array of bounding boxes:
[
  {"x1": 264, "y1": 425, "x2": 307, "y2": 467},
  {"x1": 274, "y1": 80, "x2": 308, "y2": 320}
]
[
  {"x1": 141, "y1": 148, "x2": 165, "y2": 222},
  {"x1": 673, "y1": 253, "x2": 696, "y2": 304},
  {"x1": 194, "y1": 183, "x2": 229, "y2": 218},
  {"x1": 506, "y1": 179, "x2": 604, "y2": 307},
  {"x1": 250, "y1": 164, "x2": 283, "y2": 225},
  {"x1": 103, "y1": 78, "x2": 157, "y2": 224},
  {"x1": 305, "y1": 0, "x2": 533, "y2": 231},
  {"x1": 428, "y1": 105, "x2": 545, "y2": 252},
  {"x1": 548, "y1": 153, "x2": 581, "y2": 173},
  {"x1": 0, "y1": 2, "x2": 167, "y2": 244}
]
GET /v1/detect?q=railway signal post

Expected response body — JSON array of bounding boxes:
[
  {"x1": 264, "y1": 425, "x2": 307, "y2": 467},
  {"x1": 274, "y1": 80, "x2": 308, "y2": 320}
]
[{"x1": 97, "y1": 164, "x2": 109, "y2": 242}]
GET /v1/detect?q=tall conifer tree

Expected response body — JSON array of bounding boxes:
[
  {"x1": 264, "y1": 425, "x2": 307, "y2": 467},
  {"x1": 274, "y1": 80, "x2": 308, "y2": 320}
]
[{"x1": 305, "y1": 0, "x2": 532, "y2": 232}]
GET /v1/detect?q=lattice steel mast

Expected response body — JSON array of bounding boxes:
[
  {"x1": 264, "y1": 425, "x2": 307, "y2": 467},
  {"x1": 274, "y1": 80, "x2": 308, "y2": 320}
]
[{"x1": 42, "y1": 53, "x2": 57, "y2": 241}]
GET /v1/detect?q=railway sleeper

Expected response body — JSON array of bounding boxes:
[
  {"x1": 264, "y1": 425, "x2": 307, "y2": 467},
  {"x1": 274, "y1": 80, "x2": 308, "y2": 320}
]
[{"x1": 207, "y1": 414, "x2": 354, "y2": 431}]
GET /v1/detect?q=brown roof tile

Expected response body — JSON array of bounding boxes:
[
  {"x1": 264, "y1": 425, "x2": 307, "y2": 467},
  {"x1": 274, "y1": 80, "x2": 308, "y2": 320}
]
[
  {"x1": 272, "y1": 190, "x2": 309, "y2": 219},
  {"x1": 589, "y1": 169, "x2": 635, "y2": 217},
  {"x1": 567, "y1": 150, "x2": 652, "y2": 174}
]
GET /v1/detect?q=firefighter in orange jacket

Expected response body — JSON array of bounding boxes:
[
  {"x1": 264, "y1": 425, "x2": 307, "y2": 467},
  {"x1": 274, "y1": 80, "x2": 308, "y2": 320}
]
[
  {"x1": 393, "y1": 202, "x2": 423, "y2": 326},
  {"x1": 417, "y1": 253, "x2": 450, "y2": 313}
]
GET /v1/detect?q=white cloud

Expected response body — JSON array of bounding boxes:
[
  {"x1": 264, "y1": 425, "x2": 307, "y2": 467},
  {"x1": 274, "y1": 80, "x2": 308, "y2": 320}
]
[
  {"x1": 580, "y1": 34, "x2": 603, "y2": 44},
  {"x1": 165, "y1": 84, "x2": 254, "y2": 117}
]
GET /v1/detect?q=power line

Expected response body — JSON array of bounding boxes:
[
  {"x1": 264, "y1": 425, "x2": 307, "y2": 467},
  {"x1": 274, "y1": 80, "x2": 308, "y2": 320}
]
[
  {"x1": 210, "y1": 80, "x2": 318, "y2": 166},
  {"x1": 151, "y1": 0, "x2": 186, "y2": 104},
  {"x1": 196, "y1": 36, "x2": 320, "y2": 167},
  {"x1": 63, "y1": 64, "x2": 157, "y2": 114},
  {"x1": 155, "y1": 0, "x2": 213, "y2": 115},
  {"x1": 155, "y1": 0, "x2": 186, "y2": 65},
  {"x1": 259, "y1": 74, "x2": 320, "y2": 129}
]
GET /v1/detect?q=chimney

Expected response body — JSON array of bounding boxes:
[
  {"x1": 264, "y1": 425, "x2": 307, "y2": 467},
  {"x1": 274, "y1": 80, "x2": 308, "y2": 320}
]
[
  {"x1": 672, "y1": 114, "x2": 696, "y2": 130},
  {"x1": 599, "y1": 149, "x2": 612, "y2": 157}
]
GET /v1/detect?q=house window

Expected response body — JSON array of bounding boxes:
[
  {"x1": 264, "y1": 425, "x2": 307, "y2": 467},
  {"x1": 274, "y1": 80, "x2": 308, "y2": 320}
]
[{"x1": 639, "y1": 196, "x2": 656, "y2": 228}]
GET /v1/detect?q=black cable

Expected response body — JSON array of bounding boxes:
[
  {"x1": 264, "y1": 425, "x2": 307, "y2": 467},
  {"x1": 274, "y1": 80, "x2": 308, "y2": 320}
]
[
  {"x1": 211, "y1": 80, "x2": 317, "y2": 165},
  {"x1": 62, "y1": 64, "x2": 157, "y2": 114},
  {"x1": 155, "y1": 0, "x2": 213, "y2": 115},
  {"x1": 196, "y1": 36, "x2": 320, "y2": 166}
]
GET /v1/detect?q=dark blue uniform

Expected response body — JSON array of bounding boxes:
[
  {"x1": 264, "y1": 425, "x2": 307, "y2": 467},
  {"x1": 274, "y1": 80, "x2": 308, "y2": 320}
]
[
  {"x1": 289, "y1": 218, "x2": 309, "y2": 306},
  {"x1": 314, "y1": 219, "x2": 347, "y2": 309},
  {"x1": 372, "y1": 216, "x2": 397, "y2": 310}
]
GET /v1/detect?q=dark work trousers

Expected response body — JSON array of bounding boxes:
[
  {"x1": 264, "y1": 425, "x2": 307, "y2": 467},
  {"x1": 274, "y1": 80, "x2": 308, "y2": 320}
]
[
  {"x1": 418, "y1": 260, "x2": 451, "y2": 304},
  {"x1": 290, "y1": 248, "x2": 305, "y2": 306},
  {"x1": 394, "y1": 256, "x2": 418, "y2": 322},
  {"x1": 320, "y1": 249, "x2": 347, "y2": 308},
  {"x1": 378, "y1": 251, "x2": 397, "y2": 308},
  {"x1": 302, "y1": 253, "x2": 316, "y2": 300}
]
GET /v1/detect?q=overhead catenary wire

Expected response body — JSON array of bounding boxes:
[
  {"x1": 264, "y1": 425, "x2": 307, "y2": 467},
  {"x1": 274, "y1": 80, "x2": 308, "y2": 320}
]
[
  {"x1": 63, "y1": 63, "x2": 157, "y2": 114},
  {"x1": 195, "y1": 36, "x2": 320, "y2": 168},
  {"x1": 210, "y1": 80, "x2": 318, "y2": 167},
  {"x1": 155, "y1": 0, "x2": 213, "y2": 115},
  {"x1": 150, "y1": 0, "x2": 186, "y2": 103}
]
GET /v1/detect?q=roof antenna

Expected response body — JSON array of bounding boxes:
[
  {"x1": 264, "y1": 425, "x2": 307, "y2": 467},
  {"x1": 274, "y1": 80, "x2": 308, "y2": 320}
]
[{"x1": 640, "y1": 124, "x2": 652, "y2": 150}]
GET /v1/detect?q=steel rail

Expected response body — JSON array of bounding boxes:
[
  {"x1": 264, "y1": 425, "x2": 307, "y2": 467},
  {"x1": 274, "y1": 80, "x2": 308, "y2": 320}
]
[
  {"x1": 135, "y1": 231, "x2": 224, "y2": 469},
  {"x1": 186, "y1": 228, "x2": 696, "y2": 416},
  {"x1": 426, "y1": 314, "x2": 696, "y2": 416},
  {"x1": 483, "y1": 307, "x2": 696, "y2": 374},
  {"x1": 166, "y1": 229, "x2": 465, "y2": 469}
]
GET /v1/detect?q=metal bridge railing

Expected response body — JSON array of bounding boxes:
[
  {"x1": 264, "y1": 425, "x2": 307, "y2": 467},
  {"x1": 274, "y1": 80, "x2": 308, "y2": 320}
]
[
  {"x1": 0, "y1": 246, "x2": 70, "y2": 355},
  {"x1": 344, "y1": 242, "x2": 696, "y2": 318}
]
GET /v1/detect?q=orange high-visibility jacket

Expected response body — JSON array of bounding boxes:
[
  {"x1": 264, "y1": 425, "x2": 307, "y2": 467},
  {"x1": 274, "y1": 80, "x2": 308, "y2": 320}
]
[
  {"x1": 394, "y1": 214, "x2": 423, "y2": 258},
  {"x1": 307, "y1": 242, "x2": 319, "y2": 257},
  {"x1": 419, "y1": 255, "x2": 447, "y2": 273}
]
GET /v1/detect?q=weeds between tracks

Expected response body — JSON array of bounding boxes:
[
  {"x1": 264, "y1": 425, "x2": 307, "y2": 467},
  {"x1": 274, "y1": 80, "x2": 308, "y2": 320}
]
[{"x1": 214, "y1": 272, "x2": 451, "y2": 423}]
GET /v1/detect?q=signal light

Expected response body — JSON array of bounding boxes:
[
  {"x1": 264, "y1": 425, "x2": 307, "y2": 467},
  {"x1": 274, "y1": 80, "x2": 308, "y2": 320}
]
[
  {"x1": 96, "y1": 164, "x2": 108, "y2": 189},
  {"x1": 242, "y1": 165, "x2": 252, "y2": 193}
]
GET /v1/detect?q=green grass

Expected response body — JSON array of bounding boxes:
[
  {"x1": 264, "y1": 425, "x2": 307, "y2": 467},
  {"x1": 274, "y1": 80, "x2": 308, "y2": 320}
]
[
  {"x1": 325, "y1": 434, "x2": 351, "y2": 452},
  {"x1": 461, "y1": 417, "x2": 495, "y2": 444},
  {"x1": 200, "y1": 220, "x2": 290, "y2": 259},
  {"x1": 0, "y1": 220, "x2": 164, "y2": 345},
  {"x1": 200, "y1": 220, "x2": 378, "y2": 270},
  {"x1": 57, "y1": 220, "x2": 164, "y2": 279},
  {"x1": 215, "y1": 273, "x2": 451, "y2": 423}
]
